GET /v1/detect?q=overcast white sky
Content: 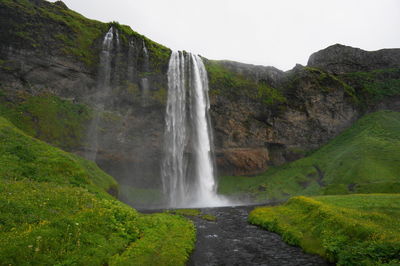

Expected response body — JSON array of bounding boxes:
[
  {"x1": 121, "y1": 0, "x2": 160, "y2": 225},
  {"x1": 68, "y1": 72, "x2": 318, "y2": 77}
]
[{"x1": 49, "y1": 0, "x2": 400, "y2": 70}]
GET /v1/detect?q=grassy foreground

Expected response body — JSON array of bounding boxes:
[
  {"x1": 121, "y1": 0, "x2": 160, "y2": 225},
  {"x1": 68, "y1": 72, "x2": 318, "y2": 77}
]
[
  {"x1": 0, "y1": 117, "x2": 195, "y2": 265},
  {"x1": 249, "y1": 194, "x2": 400, "y2": 265},
  {"x1": 219, "y1": 110, "x2": 400, "y2": 201}
]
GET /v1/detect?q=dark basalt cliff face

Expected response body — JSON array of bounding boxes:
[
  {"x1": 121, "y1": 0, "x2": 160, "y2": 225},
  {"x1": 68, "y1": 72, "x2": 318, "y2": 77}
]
[
  {"x1": 308, "y1": 43, "x2": 400, "y2": 74},
  {"x1": 0, "y1": 0, "x2": 399, "y2": 191}
]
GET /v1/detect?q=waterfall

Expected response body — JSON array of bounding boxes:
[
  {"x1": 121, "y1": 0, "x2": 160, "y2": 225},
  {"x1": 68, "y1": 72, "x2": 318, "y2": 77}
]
[
  {"x1": 162, "y1": 51, "x2": 187, "y2": 206},
  {"x1": 141, "y1": 41, "x2": 150, "y2": 107},
  {"x1": 85, "y1": 27, "x2": 116, "y2": 161},
  {"x1": 162, "y1": 51, "x2": 228, "y2": 207},
  {"x1": 127, "y1": 40, "x2": 135, "y2": 82}
]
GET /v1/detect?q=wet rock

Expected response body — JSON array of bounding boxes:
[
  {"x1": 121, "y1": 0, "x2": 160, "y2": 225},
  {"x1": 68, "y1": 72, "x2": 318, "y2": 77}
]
[{"x1": 216, "y1": 148, "x2": 269, "y2": 176}]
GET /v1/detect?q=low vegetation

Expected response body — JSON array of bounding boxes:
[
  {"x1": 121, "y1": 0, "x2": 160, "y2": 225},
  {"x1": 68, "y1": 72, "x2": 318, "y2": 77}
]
[
  {"x1": 166, "y1": 209, "x2": 218, "y2": 222},
  {"x1": 0, "y1": 0, "x2": 106, "y2": 66},
  {"x1": 1, "y1": 0, "x2": 170, "y2": 70},
  {"x1": 342, "y1": 68, "x2": 400, "y2": 106},
  {"x1": 0, "y1": 90, "x2": 91, "y2": 151},
  {"x1": 218, "y1": 111, "x2": 400, "y2": 201},
  {"x1": 205, "y1": 60, "x2": 286, "y2": 106},
  {"x1": 0, "y1": 116, "x2": 115, "y2": 193},
  {"x1": 109, "y1": 21, "x2": 171, "y2": 72},
  {"x1": 119, "y1": 185, "x2": 165, "y2": 208},
  {"x1": 249, "y1": 194, "x2": 400, "y2": 265},
  {"x1": 0, "y1": 116, "x2": 195, "y2": 265}
]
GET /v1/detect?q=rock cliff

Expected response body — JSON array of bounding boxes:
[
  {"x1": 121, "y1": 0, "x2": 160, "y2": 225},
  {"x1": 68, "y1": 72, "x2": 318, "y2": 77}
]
[
  {"x1": 308, "y1": 43, "x2": 400, "y2": 73},
  {"x1": 0, "y1": 0, "x2": 170, "y2": 189},
  {"x1": 0, "y1": 0, "x2": 399, "y2": 192}
]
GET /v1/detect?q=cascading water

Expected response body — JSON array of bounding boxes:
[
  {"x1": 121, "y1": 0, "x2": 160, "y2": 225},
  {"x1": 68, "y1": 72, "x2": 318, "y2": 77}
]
[
  {"x1": 85, "y1": 27, "x2": 117, "y2": 161},
  {"x1": 162, "y1": 51, "x2": 228, "y2": 207},
  {"x1": 141, "y1": 41, "x2": 150, "y2": 107},
  {"x1": 127, "y1": 40, "x2": 135, "y2": 82},
  {"x1": 162, "y1": 51, "x2": 187, "y2": 207}
]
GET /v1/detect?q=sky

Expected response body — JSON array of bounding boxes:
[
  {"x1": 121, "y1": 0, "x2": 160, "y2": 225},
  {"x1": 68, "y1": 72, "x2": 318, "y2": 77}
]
[{"x1": 48, "y1": 0, "x2": 400, "y2": 70}]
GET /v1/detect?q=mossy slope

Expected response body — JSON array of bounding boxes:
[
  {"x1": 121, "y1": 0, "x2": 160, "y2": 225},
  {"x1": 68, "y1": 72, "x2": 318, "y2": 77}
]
[
  {"x1": 249, "y1": 194, "x2": 400, "y2": 265},
  {"x1": 0, "y1": 116, "x2": 115, "y2": 193},
  {"x1": 219, "y1": 111, "x2": 400, "y2": 200},
  {"x1": 0, "y1": 116, "x2": 195, "y2": 265},
  {"x1": 0, "y1": 91, "x2": 92, "y2": 152}
]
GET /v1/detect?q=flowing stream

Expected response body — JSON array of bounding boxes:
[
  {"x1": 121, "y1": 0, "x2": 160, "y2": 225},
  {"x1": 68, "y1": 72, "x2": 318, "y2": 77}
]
[
  {"x1": 162, "y1": 51, "x2": 228, "y2": 208},
  {"x1": 187, "y1": 205, "x2": 332, "y2": 266}
]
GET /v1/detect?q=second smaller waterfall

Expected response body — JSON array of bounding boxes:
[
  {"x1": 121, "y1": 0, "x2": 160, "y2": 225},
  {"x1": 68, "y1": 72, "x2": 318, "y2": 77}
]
[
  {"x1": 141, "y1": 41, "x2": 150, "y2": 107},
  {"x1": 85, "y1": 27, "x2": 117, "y2": 161}
]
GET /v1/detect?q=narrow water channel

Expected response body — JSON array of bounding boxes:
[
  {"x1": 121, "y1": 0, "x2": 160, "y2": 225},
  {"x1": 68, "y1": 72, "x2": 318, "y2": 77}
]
[{"x1": 187, "y1": 205, "x2": 332, "y2": 266}]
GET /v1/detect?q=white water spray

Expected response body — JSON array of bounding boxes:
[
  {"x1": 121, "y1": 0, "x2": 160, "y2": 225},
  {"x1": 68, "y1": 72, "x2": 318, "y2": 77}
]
[
  {"x1": 86, "y1": 27, "x2": 116, "y2": 161},
  {"x1": 141, "y1": 41, "x2": 150, "y2": 107},
  {"x1": 162, "y1": 51, "x2": 228, "y2": 207}
]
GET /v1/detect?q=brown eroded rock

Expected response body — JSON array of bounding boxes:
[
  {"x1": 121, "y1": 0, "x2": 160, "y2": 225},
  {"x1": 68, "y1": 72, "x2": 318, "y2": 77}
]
[{"x1": 216, "y1": 148, "x2": 269, "y2": 176}]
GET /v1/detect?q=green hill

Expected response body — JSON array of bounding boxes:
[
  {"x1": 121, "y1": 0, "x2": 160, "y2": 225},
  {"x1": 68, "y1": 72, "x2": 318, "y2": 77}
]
[
  {"x1": 0, "y1": 116, "x2": 195, "y2": 265},
  {"x1": 0, "y1": 116, "x2": 117, "y2": 195},
  {"x1": 249, "y1": 194, "x2": 400, "y2": 265},
  {"x1": 219, "y1": 110, "x2": 400, "y2": 201}
]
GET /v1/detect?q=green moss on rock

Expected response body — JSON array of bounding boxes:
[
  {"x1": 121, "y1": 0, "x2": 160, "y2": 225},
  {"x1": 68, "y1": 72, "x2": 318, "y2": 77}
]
[
  {"x1": 0, "y1": 115, "x2": 116, "y2": 193},
  {"x1": 0, "y1": 90, "x2": 91, "y2": 151},
  {"x1": 341, "y1": 68, "x2": 400, "y2": 106},
  {"x1": 205, "y1": 60, "x2": 286, "y2": 106}
]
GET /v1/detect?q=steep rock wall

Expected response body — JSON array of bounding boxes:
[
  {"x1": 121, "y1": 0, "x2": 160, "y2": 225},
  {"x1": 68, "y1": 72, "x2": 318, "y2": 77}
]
[{"x1": 0, "y1": 0, "x2": 170, "y2": 188}]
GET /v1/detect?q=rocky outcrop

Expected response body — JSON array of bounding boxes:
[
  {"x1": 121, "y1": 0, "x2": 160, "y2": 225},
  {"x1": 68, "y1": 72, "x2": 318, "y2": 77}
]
[
  {"x1": 216, "y1": 148, "x2": 269, "y2": 176},
  {"x1": 209, "y1": 64, "x2": 360, "y2": 172},
  {"x1": 307, "y1": 44, "x2": 400, "y2": 74},
  {"x1": 217, "y1": 60, "x2": 285, "y2": 88}
]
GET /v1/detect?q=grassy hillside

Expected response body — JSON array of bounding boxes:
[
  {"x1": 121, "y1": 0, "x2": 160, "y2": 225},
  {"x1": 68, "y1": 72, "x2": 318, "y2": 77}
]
[
  {"x1": 0, "y1": 116, "x2": 195, "y2": 265},
  {"x1": 218, "y1": 110, "x2": 400, "y2": 201},
  {"x1": 0, "y1": 116, "x2": 116, "y2": 194},
  {"x1": 0, "y1": 91, "x2": 92, "y2": 154},
  {"x1": 249, "y1": 194, "x2": 400, "y2": 265}
]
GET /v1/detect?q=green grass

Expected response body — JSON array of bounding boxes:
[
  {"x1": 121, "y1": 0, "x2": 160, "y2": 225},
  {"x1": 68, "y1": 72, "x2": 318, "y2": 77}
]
[
  {"x1": 166, "y1": 209, "x2": 217, "y2": 222},
  {"x1": 342, "y1": 68, "x2": 400, "y2": 106},
  {"x1": 0, "y1": 116, "x2": 196, "y2": 264},
  {"x1": 119, "y1": 185, "x2": 165, "y2": 207},
  {"x1": 0, "y1": 116, "x2": 115, "y2": 193},
  {"x1": 166, "y1": 209, "x2": 202, "y2": 217},
  {"x1": 205, "y1": 60, "x2": 286, "y2": 106},
  {"x1": 0, "y1": 0, "x2": 106, "y2": 66},
  {"x1": 0, "y1": 180, "x2": 138, "y2": 265},
  {"x1": 110, "y1": 213, "x2": 196, "y2": 266},
  {"x1": 109, "y1": 21, "x2": 171, "y2": 72},
  {"x1": 218, "y1": 111, "x2": 400, "y2": 201},
  {"x1": 41, "y1": 6, "x2": 107, "y2": 66},
  {"x1": 0, "y1": 91, "x2": 91, "y2": 151},
  {"x1": 0, "y1": 180, "x2": 196, "y2": 266},
  {"x1": 249, "y1": 194, "x2": 400, "y2": 265}
]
